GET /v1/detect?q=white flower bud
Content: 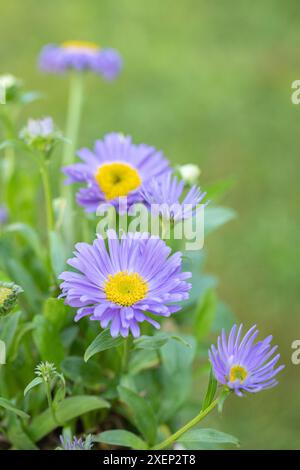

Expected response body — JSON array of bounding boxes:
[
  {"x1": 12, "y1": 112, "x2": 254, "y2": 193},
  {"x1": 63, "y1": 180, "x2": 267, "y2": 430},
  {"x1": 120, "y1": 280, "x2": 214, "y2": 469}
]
[{"x1": 178, "y1": 164, "x2": 201, "y2": 185}]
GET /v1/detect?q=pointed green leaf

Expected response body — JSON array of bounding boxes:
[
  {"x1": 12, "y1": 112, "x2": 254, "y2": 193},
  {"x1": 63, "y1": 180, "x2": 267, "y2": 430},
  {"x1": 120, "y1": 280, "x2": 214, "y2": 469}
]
[
  {"x1": 0, "y1": 397, "x2": 29, "y2": 419},
  {"x1": 28, "y1": 395, "x2": 110, "y2": 442},
  {"x1": 118, "y1": 386, "x2": 157, "y2": 445},
  {"x1": 84, "y1": 329, "x2": 123, "y2": 362},
  {"x1": 94, "y1": 430, "x2": 148, "y2": 450},
  {"x1": 24, "y1": 377, "x2": 43, "y2": 397}
]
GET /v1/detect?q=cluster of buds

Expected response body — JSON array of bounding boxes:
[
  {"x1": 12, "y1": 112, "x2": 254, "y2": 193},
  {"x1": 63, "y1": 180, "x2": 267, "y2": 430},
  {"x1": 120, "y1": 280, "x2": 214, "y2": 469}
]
[
  {"x1": 0, "y1": 281, "x2": 23, "y2": 316},
  {"x1": 34, "y1": 361, "x2": 57, "y2": 382}
]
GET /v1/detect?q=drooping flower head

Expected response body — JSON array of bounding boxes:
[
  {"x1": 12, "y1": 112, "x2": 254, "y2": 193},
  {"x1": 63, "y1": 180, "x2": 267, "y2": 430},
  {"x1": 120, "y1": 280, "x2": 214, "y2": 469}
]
[
  {"x1": 209, "y1": 324, "x2": 284, "y2": 396},
  {"x1": 0, "y1": 281, "x2": 23, "y2": 316},
  {"x1": 141, "y1": 173, "x2": 206, "y2": 221},
  {"x1": 19, "y1": 117, "x2": 62, "y2": 154},
  {"x1": 59, "y1": 231, "x2": 191, "y2": 337},
  {"x1": 59, "y1": 434, "x2": 93, "y2": 451},
  {"x1": 63, "y1": 132, "x2": 171, "y2": 213},
  {"x1": 39, "y1": 41, "x2": 122, "y2": 80}
]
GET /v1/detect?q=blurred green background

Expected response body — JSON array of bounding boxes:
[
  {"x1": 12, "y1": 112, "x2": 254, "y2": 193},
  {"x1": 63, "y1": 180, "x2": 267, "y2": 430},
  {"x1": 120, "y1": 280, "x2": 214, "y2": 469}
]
[{"x1": 1, "y1": 0, "x2": 299, "y2": 449}]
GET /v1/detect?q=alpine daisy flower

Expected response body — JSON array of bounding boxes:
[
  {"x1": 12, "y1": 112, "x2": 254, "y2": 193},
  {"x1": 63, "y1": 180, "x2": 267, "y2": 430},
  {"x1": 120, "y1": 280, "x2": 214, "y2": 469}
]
[
  {"x1": 59, "y1": 231, "x2": 191, "y2": 337},
  {"x1": 39, "y1": 41, "x2": 122, "y2": 80},
  {"x1": 141, "y1": 173, "x2": 206, "y2": 221},
  {"x1": 209, "y1": 324, "x2": 284, "y2": 396},
  {"x1": 63, "y1": 132, "x2": 171, "y2": 213}
]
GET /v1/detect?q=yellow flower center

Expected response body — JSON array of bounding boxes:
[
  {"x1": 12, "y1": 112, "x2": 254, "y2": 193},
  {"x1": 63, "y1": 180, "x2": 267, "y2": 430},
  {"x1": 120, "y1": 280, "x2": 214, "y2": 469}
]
[
  {"x1": 95, "y1": 162, "x2": 142, "y2": 201},
  {"x1": 0, "y1": 287, "x2": 12, "y2": 305},
  {"x1": 104, "y1": 271, "x2": 148, "y2": 307},
  {"x1": 229, "y1": 365, "x2": 248, "y2": 384},
  {"x1": 62, "y1": 40, "x2": 99, "y2": 51}
]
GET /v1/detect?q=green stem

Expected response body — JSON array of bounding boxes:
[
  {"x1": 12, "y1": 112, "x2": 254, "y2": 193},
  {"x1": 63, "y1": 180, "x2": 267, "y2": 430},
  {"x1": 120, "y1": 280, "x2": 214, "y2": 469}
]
[
  {"x1": 61, "y1": 72, "x2": 84, "y2": 248},
  {"x1": 151, "y1": 397, "x2": 220, "y2": 450},
  {"x1": 39, "y1": 159, "x2": 54, "y2": 239},
  {"x1": 45, "y1": 379, "x2": 59, "y2": 425},
  {"x1": 121, "y1": 337, "x2": 130, "y2": 374}
]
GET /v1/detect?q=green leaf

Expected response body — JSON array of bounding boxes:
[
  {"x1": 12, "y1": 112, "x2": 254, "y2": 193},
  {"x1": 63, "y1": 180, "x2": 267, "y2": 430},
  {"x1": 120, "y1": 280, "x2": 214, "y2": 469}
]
[
  {"x1": 204, "y1": 177, "x2": 236, "y2": 203},
  {"x1": 0, "y1": 397, "x2": 29, "y2": 419},
  {"x1": 3, "y1": 223, "x2": 45, "y2": 261},
  {"x1": 10, "y1": 322, "x2": 36, "y2": 361},
  {"x1": 133, "y1": 332, "x2": 191, "y2": 351},
  {"x1": 158, "y1": 336, "x2": 196, "y2": 422},
  {"x1": 204, "y1": 206, "x2": 237, "y2": 235},
  {"x1": 178, "y1": 428, "x2": 239, "y2": 448},
  {"x1": 33, "y1": 315, "x2": 65, "y2": 366},
  {"x1": 129, "y1": 349, "x2": 159, "y2": 375},
  {"x1": 61, "y1": 356, "x2": 103, "y2": 388},
  {"x1": 0, "y1": 311, "x2": 21, "y2": 355},
  {"x1": 28, "y1": 395, "x2": 110, "y2": 442},
  {"x1": 94, "y1": 430, "x2": 148, "y2": 450},
  {"x1": 194, "y1": 289, "x2": 217, "y2": 340},
  {"x1": 7, "y1": 414, "x2": 38, "y2": 450},
  {"x1": 202, "y1": 368, "x2": 217, "y2": 410},
  {"x1": 24, "y1": 377, "x2": 43, "y2": 397},
  {"x1": 84, "y1": 328, "x2": 123, "y2": 362},
  {"x1": 43, "y1": 297, "x2": 68, "y2": 331},
  {"x1": 118, "y1": 386, "x2": 157, "y2": 445}
]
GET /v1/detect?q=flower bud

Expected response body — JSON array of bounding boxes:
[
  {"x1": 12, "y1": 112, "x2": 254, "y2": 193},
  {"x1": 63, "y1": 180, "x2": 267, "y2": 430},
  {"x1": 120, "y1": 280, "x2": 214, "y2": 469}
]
[
  {"x1": 178, "y1": 164, "x2": 201, "y2": 185},
  {"x1": 19, "y1": 117, "x2": 62, "y2": 154},
  {"x1": 0, "y1": 74, "x2": 22, "y2": 103},
  {"x1": 0, "y1": 281, "x2": 23, "y2": 316}
]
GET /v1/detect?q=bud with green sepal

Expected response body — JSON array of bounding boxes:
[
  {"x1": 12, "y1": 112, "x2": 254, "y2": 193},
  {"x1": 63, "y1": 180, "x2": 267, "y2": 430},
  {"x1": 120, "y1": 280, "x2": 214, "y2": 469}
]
[{"x1": 0, "y1": 281, "x2": 23, "y2": 316}]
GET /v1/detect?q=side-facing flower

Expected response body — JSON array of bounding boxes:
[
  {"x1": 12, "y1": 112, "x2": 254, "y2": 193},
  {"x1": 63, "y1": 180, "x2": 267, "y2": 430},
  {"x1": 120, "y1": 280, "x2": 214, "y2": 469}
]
[
  {"x1": 59, "y1": 231, "x2": 191, "y2": 337},
  {"x1": 19, "y1": 117, "x2": 62, "y2": 154},
  {"x1": 141, "y1": 173, "x2": 206, "y2": 221},
  {"x1": 63, "y1": 132, "x2": 171, "y2": 213},
  {"x1": 39, "y1": 41, "x2": 122, "y2": 80},
  {"x1": 58, "y1": 434, "x2": 93, "y2": 450},
  {"x1": 0, "y1": 281, "x2": 23, "y2": 316},
  {"x1": 209, "y1": 324, "x2": 285, "y2": 396}
]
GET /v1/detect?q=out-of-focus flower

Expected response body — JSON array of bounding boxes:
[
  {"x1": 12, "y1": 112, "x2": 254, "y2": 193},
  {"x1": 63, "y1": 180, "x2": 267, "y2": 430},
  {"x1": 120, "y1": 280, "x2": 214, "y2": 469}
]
[
  {"x1": 141, "y1": 174, "x2": 206, "y2": 221},
  {"x1": 19, "y1": 117, "x2": 62, "y2": 154},
  {"x1": 0, "y1": 74, "x2": 22, "y2": 102},
  {"x1": 35, "y1": 362, "x2": 56, "y2": 382},
  {"x1": 209, "y1": 324, "x2": 285, "y2": 396},
  {"x1": 0, "y1": 205, "x2": 8, "y2": 225},
  {"x1": 59, "y1": 231, "x2": 191, "y2": 338},
  {"x1": 178, "y1": 163, "x2": 201, "y2": 185},
  {"x1": 0, "y1": 281, "x2": 23, "y2": 316},
  {"x1": 59, "y1": 434, "x2": 93, "y2": 450},
  {"x1": 63, "y1": 132, "x2": 170, "y2": 213},
  {"x1": 39, "y1": 41, "x2": 122, "y2": 80}
]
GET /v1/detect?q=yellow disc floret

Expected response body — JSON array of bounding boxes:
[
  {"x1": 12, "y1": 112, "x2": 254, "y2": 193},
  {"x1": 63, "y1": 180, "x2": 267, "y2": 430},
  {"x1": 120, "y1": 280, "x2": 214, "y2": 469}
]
[
  {"x1": 62, "y1": 40, "x2": 99, "y2": 50},
  {"x1": 95, "y1": 162, "x2": 142, "y2": 201},
  {"x1": 104, "y1": 271, "x2": 148, "y2": 307},
  {"x1": 229, "y1": 365, "x2": 248, "y2": 384}
]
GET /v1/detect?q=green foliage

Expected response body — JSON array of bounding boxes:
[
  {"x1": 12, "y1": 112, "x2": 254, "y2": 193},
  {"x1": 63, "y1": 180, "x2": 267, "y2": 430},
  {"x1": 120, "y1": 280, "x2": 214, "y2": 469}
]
[{"x1": 95, "y1": 430, "x2": 148, "y2": 450}]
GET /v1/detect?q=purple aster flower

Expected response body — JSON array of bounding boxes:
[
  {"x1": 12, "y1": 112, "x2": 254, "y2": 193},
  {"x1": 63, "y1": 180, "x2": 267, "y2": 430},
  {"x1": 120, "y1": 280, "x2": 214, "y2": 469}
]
[
  {"x1": 209, "y1": 324, "x2": 285, "y2": 397},
  {"x1": 63, "y1": 132, "x2": 171, "y2": 213},
  {"x1": 39, "y1": 41, "x2": 122, "y2": 80},
  {"x1": 59, "y1": 231, "x2": 192, "y2": 338},
  {"x1": 59, "y1": 434, "x2": 93, "y2": 450},
  {"x1": 141, "y1": 174, "x2": 206, "y2": 221}
]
